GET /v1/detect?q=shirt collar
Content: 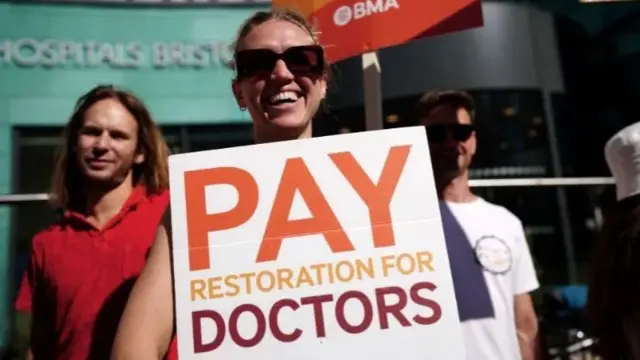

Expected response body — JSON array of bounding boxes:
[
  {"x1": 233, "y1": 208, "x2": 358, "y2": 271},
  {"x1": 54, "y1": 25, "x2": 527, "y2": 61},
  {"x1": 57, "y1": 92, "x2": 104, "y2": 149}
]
[{"x1": 63, "y1": 185, "x2": 149, "y2": 228}]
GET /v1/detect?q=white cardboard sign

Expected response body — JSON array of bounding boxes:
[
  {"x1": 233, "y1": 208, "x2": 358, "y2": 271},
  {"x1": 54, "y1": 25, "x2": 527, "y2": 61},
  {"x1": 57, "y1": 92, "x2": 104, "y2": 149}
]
[{"x1": 168, "y1": 127, "x2": 466, "y2": 359}]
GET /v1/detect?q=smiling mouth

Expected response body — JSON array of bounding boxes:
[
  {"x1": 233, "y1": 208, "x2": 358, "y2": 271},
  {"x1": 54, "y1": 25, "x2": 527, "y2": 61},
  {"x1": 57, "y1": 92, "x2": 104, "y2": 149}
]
[
  {"x1": 87, "y1": 159, "x2": 112, "y2": 165},
  {"x1": 264, "y1": 91, "x2": 302, "y2": 108}
]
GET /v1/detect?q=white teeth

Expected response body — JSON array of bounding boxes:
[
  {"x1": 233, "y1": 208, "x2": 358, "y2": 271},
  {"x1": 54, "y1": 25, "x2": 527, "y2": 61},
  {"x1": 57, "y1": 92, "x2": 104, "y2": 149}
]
[{"x1": 269, "y1": 91, "x2": 299, "y2": 103}]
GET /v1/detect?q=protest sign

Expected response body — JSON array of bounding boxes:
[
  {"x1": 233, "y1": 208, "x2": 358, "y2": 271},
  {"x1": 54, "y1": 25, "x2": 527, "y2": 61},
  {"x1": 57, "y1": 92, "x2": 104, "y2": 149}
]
[
  {"x1": 168, "y1": 127, "x2": 465, "y2": 359},
  {"x1": 270, "y1": 0, "x2": 483, "y2": 131},
  {"x1": 271, "y1": 0, "x2": 483, "y2": 64}
]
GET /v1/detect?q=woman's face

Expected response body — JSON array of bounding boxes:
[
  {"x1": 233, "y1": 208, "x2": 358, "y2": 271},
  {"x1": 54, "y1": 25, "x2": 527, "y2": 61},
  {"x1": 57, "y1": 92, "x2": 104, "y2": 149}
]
[{"x1": 232, "y1": 20, "x2": 327, "y2": 139}]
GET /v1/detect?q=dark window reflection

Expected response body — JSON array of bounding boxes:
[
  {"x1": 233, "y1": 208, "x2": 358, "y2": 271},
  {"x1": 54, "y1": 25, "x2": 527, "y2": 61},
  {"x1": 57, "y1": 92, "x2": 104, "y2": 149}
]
[
  {"x1": 470, "y1": 90, "x2": 553, "y2": 179},
  {"x1": 187, "y1": 124, "x2": 252, "y2": 152},
  {"x1": 328, "y1": 89, "x2": 554, "y2": 178},
  {"x1": 554, "y1": 13, "x2": 640, "y2": 177},
  {"x1": 315, "y1": 105, "x2": 365, "y2": 137},
  {"x1": 15, "y1": 128, "x2": 64, "y2": 254},
  {"x1": 550, "y1": 93, "x2": 611, "y2": 177},
  {"x1": 474, "y1": 186, "x2": 565, "y2": 285}
]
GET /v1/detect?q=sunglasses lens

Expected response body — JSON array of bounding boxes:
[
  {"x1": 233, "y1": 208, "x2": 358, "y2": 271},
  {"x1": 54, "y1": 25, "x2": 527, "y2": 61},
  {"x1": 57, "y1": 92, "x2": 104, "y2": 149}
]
[
  {"x1": 283, "y1": 46, "x2": 323, "y2": 74},
  {"x1": 452, "y1": 125, "x2": 474, "y2": 141},
  {"x1": 235, "y1": 50, "x2": 277, "y2": 78},
  {"x1": 236, "y1": 46, "x2": 324, "y2": 79},
  {"x1": 426, "y1": 125, "x2": 474, "y2": 143},
  {"x1": 426, "y1": 126, "x2": 447, "y2": 143}
]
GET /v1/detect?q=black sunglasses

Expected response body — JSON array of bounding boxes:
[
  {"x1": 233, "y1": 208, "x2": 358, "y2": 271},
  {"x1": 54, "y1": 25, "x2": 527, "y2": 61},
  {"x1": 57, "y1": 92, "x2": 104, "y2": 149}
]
[
  {"x1": 235, "y1": 45, "x2": 325, "y2": 79},
  {"x1": 425, "y1": 124, "x2": 475, "y2": 143}
]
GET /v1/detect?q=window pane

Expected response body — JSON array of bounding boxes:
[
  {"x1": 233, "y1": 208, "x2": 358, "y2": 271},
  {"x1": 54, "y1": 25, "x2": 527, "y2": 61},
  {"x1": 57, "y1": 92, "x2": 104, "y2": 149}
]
[
  {"x1": 474, "y1": 186, "x2": 566, "y2": 285},
  {"x1": 160, "y1": 126, "x2": 183, "y2": 154},
  {"x1": 470, "y1": 90, "x2": 553, "y2": 179},
  {"x1": 15, "y1": 133, "x2": 61, "y2": 249},
  {"x1": 315, "y1": 106, "x2": 366, "y2": 136},
  {"x1": 187, "y1": 124, "x2": 253, "y2": 151},
  {"x1": 551, "y1": 92, "x2": 614, "y2": 177},
  {"x1": 333, "y1": 89, "x2": 555, "y2": 178}
]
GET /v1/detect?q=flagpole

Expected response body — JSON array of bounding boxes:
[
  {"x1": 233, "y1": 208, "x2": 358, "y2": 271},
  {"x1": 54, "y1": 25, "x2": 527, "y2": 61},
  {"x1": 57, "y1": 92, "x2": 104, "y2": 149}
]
[{"x1": 362, "y1": 51, "x2": 384, "y2": 131}]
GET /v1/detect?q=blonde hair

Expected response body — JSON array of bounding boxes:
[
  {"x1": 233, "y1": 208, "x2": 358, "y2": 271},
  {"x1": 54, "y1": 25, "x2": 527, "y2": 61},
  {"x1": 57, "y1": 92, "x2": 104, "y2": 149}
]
[
  {"x1": 233, "y1": 8, "x2": 319, "y2": 55},
  {"x1": 49, "y1": 85, "x2": 170, "y2": 210}
]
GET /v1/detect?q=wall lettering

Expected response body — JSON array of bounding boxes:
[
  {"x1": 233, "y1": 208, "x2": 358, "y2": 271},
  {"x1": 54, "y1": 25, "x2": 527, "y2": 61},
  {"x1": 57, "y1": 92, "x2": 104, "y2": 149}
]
[{"x1": 0, "y1": 38, "x2": 234, "y2": 69}]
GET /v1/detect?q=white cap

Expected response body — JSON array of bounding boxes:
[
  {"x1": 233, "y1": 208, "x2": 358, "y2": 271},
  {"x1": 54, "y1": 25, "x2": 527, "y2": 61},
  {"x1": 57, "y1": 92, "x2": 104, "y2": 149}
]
[{"x1": 605, "y1": 122, "x2": 640, "y2": 201}]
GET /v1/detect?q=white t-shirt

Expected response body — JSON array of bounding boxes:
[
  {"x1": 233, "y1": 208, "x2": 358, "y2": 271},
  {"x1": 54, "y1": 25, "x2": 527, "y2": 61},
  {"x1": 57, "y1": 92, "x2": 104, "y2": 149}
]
[{"x1": 441, "y1": 198, "x2": 540, "y2": 360}]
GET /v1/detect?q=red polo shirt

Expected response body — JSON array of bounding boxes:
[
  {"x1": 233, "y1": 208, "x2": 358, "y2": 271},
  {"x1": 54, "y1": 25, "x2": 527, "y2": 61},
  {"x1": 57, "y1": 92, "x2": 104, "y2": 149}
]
[{"x1": 15, "y1": 186, "x2": 177, "y2": 360}]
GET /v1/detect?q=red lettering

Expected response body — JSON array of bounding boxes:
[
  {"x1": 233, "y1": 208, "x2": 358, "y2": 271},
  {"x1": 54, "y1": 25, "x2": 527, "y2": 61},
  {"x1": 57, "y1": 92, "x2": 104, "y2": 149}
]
[
  {"x1": 300, "y1": 294, "x2": 334, "y2": 338},
  {"x1": 229, "y1": 304, "x2": 267, "y2": 347},
  {"x1": 335, "y1": 290, "x2": 373, "y2": 334},
  {"x1": 192, "y1": 310, "x2": 225, "y2": 353},
  {"x1": 375, "y1": 286, "x2": 411, "y2": 329},
  {"x1": 410, "y1": 281, "x2": 442, "y2": 325},
  {"x1": 189, "y1": 282, "x2": 442, "y2": 353},
  {"x1": 269, "y1": 299, "x2": 302, "y2": 343}
]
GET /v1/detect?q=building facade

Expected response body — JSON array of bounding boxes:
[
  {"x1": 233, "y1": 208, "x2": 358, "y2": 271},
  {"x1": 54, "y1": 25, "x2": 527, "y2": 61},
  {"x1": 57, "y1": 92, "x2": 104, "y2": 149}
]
[
  {"x1": 3, "y1": 0, "x2": 640, "y2": 354},
  {"x1": 0, "y1": 1, "x2": 268, "y2": 351}
]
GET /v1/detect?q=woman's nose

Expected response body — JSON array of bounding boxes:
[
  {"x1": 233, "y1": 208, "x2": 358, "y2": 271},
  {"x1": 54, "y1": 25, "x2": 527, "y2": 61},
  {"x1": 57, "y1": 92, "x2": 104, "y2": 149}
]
[{"x1": 271, "y1": 60, "x2": 295, "y2": 80}]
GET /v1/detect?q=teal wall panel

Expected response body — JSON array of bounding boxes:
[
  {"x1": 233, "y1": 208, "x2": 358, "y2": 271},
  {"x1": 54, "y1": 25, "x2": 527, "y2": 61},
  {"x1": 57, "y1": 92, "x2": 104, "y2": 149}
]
[
  {"x1": 0, "y1": 3, "x2": 266, "y2": 126},
  {"x1": 0, "y1": 2, "x2": 267, "y2": 351},
  {"x1": 0, "y1": 120, "x2": 12, "y2": 351}
]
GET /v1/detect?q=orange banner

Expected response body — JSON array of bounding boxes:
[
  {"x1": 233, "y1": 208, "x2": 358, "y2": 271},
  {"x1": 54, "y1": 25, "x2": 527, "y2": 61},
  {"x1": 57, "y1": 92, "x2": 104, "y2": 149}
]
[{"x1": 272, "y1": 0, "x2": 484, "y2": 63}]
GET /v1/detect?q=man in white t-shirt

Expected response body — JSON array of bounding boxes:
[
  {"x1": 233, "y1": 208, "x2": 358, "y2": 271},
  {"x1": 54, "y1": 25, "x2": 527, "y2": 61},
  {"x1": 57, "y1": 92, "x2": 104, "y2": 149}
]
[{"x1": 416, "y1": 90, "x2": 541, "y2": 360}]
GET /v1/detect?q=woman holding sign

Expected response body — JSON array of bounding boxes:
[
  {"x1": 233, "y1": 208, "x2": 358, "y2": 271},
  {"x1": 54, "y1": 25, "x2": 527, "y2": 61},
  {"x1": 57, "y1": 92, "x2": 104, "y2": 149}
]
[{"x1": 110, "y1": 8, "x2": 329, "y2": 360}]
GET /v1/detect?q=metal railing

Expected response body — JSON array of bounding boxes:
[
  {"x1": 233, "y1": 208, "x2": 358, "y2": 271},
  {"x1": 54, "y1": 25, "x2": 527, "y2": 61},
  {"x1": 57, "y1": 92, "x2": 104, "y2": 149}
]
[
  {"x1": 0, "y1": 193, "x2": 49, "y2": 204},
  {"x1": 0, "y1": 177, "x2": 616, "y2": 205},
  {"x1": 469, "y1": 176, "x2": 614, "y2": 187}
]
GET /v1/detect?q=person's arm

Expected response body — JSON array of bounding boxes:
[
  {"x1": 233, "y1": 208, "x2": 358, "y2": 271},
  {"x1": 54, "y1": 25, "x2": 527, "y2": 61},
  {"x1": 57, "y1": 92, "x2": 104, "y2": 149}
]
[
  {"x1": 515, "y1": 293, "x2": 540, "y2": 360},
  {"x1": 26, "y1": 348, "x2": 34, "y2": 360},
  {"x1": 512, "y1": 219, "x2": 541, "y2": 360},
  {"x1": 111, "y1": 209, "x2": 175, "y2": 360}
]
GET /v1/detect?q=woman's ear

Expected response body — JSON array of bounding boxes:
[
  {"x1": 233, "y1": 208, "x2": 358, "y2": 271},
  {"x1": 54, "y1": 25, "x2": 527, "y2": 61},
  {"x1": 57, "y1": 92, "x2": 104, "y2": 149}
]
[
  {"x1": 231, "y1": 79, "x2": 247, "y2": 109},
  {"x1": 320, "y1": 74, "x2": 328, "y2": 100}
]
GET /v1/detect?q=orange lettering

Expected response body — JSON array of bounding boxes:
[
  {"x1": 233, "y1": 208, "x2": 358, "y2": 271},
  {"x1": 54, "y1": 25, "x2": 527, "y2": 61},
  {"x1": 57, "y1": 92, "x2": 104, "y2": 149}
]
[
  {"x1": 185, "y1": 167, "x2": 259, "y2": 271},
  {"x1": 256, "y1": 158, "x2": 355, "y2": 263},
  {"x1": 330, "y1": 145, "x2": 411, "y2": 248}
]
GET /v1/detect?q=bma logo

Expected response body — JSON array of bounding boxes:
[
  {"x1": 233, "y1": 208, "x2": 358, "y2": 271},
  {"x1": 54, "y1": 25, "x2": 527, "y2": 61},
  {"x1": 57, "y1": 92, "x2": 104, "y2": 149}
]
[{"x1": 333, "y1": 0, "x2": 400, "y2": 27}]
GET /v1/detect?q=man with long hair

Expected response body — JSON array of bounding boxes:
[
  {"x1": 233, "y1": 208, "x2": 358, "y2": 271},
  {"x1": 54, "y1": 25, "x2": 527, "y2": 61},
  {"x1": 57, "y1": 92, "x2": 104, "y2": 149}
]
[{"x1": 14, "y1": 85, "x2": 170, "y2": 360}]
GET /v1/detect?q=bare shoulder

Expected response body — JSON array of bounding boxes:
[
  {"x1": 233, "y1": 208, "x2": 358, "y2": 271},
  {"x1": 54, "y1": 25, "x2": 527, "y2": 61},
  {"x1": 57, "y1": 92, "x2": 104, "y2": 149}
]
[{"x1": 149, "y1": 205, "x2": 172, "y2": 257}]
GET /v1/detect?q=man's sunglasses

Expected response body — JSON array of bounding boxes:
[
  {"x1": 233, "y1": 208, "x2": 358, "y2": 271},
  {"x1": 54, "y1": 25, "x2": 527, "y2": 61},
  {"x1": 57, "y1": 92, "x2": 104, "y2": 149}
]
[
  {"x1": 235, "y1": 45, "x2": 325, "y2": 79},
  {"x1": 425, "y1": 124, "x2": 475, "y2": 143}
]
